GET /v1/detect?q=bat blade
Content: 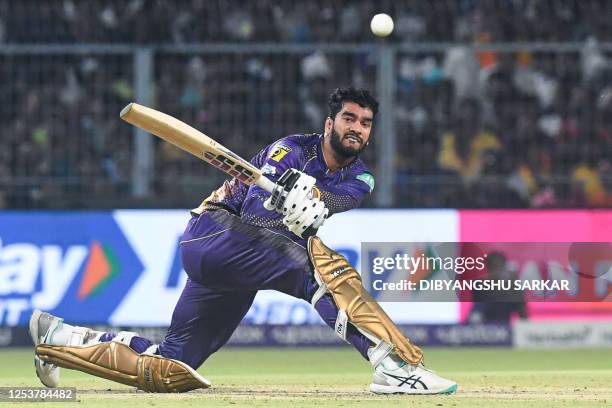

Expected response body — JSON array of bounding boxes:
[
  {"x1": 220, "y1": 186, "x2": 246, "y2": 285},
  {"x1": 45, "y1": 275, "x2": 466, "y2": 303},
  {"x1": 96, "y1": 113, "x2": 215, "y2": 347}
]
[{"x1": 120, "y1": 103, "x2": 275, "y2": 192}]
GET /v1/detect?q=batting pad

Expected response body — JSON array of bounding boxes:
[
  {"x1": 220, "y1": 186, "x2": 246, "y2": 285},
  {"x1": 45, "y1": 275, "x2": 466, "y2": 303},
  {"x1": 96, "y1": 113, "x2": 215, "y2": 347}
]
[
  {"x1": 308, "y1": 236, "x2": 424, "y2": 365},
  {"x1": 36, "y1": 342, "x2": 210, "y2": 392}
]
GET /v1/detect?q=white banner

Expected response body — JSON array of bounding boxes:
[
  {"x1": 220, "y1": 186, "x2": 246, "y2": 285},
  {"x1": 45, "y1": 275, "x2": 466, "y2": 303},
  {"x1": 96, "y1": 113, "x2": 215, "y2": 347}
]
[
  {"x1": 110, "y1": 210, "x2": 191, "y2": 326},
  {"x1": 110, "y1": 209, "x2": 460, "y2": 325},
  {"x1": 514, "y1": 321, "x2": 612, "y2": 348}
]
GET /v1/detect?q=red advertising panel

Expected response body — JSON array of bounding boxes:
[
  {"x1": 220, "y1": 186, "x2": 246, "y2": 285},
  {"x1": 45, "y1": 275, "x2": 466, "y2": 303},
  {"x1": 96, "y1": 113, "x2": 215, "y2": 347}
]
[{"x1": 459, "y1": 211, "x2": 612, "y2": 321}]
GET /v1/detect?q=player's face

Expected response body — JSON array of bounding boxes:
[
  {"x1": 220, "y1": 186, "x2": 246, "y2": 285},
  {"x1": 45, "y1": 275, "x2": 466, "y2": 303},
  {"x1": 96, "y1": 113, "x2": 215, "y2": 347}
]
[{"x1": 328, "y1": 101, "x2": 373, "y2": 158}]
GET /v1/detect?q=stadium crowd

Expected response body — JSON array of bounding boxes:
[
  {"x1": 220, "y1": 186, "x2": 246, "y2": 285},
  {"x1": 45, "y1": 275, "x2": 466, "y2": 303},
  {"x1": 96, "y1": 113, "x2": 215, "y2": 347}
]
[
  {"x1": 0, "y1": 0, "x2": 610, "y2": 208},
  {"x1": 1, "y1": 0, "x2": 610, "y2": 44}
]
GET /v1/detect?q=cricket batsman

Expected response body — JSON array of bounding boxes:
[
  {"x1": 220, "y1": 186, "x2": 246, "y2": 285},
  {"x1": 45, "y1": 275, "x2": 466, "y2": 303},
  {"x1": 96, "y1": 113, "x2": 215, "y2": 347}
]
[{"x1": 31, "y1": 87, "x2": 457, "y2": 395}]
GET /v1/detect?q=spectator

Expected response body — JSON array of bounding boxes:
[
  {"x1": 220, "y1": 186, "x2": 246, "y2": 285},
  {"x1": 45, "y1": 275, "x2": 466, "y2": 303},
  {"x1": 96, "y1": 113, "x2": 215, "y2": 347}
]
[
  {"x1": 468, "y1": 251, "x2": 528, "y2": 324},
  {"x1": 437, "y1": 98, "x2": 501, "y2": 183},
  {"x1": 571, "y1": 158, "x2": 612, "y2": 207}
]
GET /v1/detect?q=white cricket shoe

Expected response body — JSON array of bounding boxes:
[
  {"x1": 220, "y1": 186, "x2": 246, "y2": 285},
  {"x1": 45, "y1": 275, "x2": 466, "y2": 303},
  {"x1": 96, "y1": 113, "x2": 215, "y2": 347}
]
[
  {"x1": 370, "y1": 359, "x2": 457, "y2": 395},
  {"x1": 29, "y1": 309, "x2": 62, "y2": 388}
]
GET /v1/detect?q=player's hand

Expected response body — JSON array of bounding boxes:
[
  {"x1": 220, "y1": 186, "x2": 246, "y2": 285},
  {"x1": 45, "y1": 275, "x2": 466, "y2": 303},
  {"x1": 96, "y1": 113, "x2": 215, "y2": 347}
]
[
  {"x1": 264, "y1": 169, "x2": 318, "y2": 216},
  {"x1": 282, "y1": 196, "x2": 328, "y2": 237}
]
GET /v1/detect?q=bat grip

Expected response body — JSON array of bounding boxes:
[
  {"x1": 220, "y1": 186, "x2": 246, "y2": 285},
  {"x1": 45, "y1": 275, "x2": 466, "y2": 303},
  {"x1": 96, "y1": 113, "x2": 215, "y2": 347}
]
[{"x1": 256, "y1": 176, "x2": 276, "y2": 194}]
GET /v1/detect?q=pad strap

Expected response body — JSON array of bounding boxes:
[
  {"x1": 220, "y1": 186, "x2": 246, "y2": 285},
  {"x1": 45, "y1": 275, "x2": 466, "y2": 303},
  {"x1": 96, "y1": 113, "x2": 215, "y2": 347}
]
[
  {"x1": 311, "y1": 284, "x2": 351, "y2": 344},
  {"x1": 310, "y1": 284, "x2": 328, "y2": 307},
  {"x1": 68, "y1": 327, "x2": 90, "y2": 346},
  {"x1": 143, "y1": 344, "x2": 159, "y2": 355},
  {"x1": 111, "y1": 331, "x2": 139, "y2": 346},
  {"x1": 334, "y1": 310, "x2": 349, "y2": 343},
  {"x1": 368, "y1": 340, "x2": 394, "y2": 368}
]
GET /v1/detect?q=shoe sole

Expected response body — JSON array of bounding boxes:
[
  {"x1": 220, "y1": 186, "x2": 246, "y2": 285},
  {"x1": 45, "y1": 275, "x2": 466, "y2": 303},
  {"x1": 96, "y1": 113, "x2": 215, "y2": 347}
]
[
  {"x1": 34, "y1": 355, "x2": 59, "y2": 388},
  {"x1": 370, "y1": 383, "x2": 457, "y2": 395},
  {"x1": 29, "y1": 309, "x2": 42, "y2": 345},
  {"x1": 30, "y1": 309, "x2": 59, "y2": 388}
]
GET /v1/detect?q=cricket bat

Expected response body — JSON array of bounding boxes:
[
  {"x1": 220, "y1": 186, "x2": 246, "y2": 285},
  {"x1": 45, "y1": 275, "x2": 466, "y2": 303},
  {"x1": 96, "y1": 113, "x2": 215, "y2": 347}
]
[{"x1": 120, "y1": 103, "x2": 276, "y2": 193}]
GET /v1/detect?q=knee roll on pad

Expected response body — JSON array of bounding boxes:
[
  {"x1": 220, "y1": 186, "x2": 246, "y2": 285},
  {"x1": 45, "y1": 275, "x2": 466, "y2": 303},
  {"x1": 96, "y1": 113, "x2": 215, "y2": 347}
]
[
  {"x1": 35, "y1": 342, "x2": 210, "y2": 393},
  {"x1": 307, "y1": 236, "x2": 423, "y2": 366}
]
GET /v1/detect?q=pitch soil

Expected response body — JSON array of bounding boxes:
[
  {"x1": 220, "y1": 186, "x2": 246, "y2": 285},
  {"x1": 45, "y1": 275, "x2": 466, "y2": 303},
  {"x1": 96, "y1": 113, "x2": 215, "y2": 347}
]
[{"x1": 2, "y1": 347, "x2": 611, "y2": 407}]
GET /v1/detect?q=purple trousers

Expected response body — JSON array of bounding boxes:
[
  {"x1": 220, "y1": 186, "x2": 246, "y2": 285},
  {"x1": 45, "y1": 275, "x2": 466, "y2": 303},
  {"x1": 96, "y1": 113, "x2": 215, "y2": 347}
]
[{"x1": 156, "y1": 210, "x2": 372, "y2": 369}]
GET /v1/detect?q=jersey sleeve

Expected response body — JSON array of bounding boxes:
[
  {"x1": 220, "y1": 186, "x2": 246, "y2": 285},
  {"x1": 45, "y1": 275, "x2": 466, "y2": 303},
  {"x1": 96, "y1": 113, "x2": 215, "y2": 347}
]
[
  {"x1": 192, "y1": 137, "x2": 306, "y2": 216},
  {"x1": 247, "y1": 138, "x2": 305, "y2": 198},
  {"x1": 318, "y1": 171, "x2": 374, "y2": 215}
]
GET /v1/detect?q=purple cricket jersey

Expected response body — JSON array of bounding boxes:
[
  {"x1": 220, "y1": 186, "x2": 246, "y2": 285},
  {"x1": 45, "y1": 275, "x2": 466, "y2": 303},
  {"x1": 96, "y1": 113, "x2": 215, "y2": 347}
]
[{"x1": 194, "y1": 133, "x2": 375, "y2": 245}]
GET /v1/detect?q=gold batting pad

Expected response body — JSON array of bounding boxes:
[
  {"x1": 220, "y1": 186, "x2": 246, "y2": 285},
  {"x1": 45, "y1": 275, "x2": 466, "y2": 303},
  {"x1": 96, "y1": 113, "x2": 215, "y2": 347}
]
[
  {"x1": 35, "y1": 342, "x2": 210, "y2": 393},
  {"x1": 307, "y1": 236, "x2": 423, "y2": 365}
]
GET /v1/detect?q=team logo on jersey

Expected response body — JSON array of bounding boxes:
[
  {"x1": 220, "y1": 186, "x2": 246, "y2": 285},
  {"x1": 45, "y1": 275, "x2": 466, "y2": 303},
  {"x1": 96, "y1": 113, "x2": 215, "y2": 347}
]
[
  {"x1": 269, "y1": 144, "x2": 292, "y2": 162},
  {"x1": 356, "y1": 173, "x2": 375, "y2": 192},
  {"x1": 261, "y1": 163, "x2": 277, "y2": 176}
]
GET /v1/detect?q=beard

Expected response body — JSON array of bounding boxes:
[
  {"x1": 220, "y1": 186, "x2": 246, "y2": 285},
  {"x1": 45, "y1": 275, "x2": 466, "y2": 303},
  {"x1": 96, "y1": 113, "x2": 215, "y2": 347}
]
[{"x1": 329, "y1": 127, "x2": 367, "y2": 159}]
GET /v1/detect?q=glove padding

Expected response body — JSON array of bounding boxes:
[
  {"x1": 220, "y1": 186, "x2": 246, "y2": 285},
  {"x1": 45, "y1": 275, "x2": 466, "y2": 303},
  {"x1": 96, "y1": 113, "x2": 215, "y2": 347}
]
[
  {"x1": 264, "y1": 169, "x2": 317, "y2": 215},
  {"x1": 282, "y1": 196, "x2": 328, "y2": 237},
  {"x1": 263, "y1": 168, "x2": 328, "y2": 237}
]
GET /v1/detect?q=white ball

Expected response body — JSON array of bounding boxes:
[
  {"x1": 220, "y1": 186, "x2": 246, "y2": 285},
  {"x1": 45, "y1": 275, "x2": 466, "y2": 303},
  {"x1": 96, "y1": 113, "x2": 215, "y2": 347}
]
[{"x1": 370, "y1": 13, "x2": 394, "y2": 37}]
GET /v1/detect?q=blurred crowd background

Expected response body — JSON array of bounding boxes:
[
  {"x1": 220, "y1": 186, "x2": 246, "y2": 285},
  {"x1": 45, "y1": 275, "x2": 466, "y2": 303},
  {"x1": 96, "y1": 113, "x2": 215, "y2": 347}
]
[
  {"x1": 0, "y1": 0, "x2": 611, "y2": 209},
  {"x1": 2, "y1": 0, "x2": 610, "y2": 44}
]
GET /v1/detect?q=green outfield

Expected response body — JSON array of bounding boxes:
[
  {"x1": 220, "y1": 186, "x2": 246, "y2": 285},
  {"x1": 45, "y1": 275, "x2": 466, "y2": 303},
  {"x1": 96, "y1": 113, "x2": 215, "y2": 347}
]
[{"x1": 1, "y1": 347, "x2": 611, "y2": 407}]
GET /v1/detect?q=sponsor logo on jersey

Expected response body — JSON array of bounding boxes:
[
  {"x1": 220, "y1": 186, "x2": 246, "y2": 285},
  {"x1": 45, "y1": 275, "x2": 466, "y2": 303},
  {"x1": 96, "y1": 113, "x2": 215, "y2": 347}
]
[
  {"x1": 356, "y1": 173, "x2": 375, "y2": 192},
  {"x1": 269, "y1": 144, "x2": 292, "y2": 162}
]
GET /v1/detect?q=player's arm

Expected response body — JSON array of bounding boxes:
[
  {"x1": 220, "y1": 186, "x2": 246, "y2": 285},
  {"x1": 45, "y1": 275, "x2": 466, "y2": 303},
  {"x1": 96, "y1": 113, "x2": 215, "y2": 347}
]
[
  {"x1": 192, "y1": 141, "x2": 298, "y2": 216},
  {"x1": 264, "y1": 168, "x2": 328, "y2": 237},
  {"x1": 317, "y1": 171, "x2": 374, "y2": 215},
  {"x1": 252, "y1": 140, "x2": 329, "y2": 237}
]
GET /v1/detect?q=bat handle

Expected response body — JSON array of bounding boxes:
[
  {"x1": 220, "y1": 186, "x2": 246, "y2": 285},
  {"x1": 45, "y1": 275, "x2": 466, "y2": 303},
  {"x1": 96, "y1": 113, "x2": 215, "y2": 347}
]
[{"x1": 256, "y1": 176, "x2": 276, "y2": 194}]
